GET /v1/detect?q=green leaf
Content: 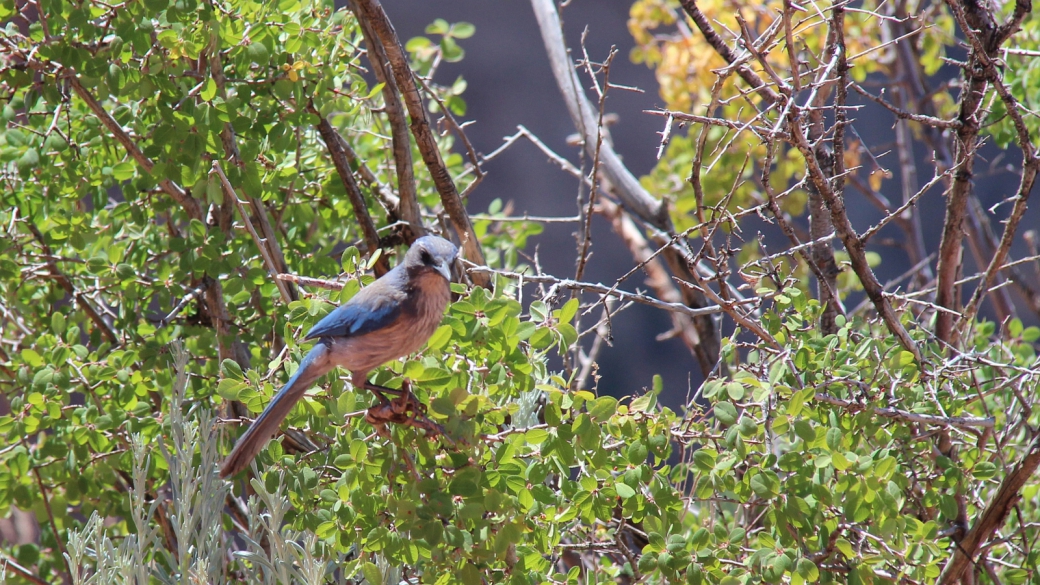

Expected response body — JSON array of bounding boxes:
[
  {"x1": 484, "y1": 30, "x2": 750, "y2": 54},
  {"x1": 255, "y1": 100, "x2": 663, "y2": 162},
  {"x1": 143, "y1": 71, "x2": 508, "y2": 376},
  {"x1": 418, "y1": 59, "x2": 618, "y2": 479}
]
[
  {"x1": 693, "y1": 448, "x2": 716, "y2": 471},
  {"x1": 216, "y1": 378, "x2": 247, "y2": 401},
  {"x1": 427, "y1": 325, "x2": 452, "y2": 350},
  {"x1": 246, "y1": 41, "x2": 270, "y2": 65},
  {"x1": 361, "y1": 561, "x2": 382, "y2": 585},
  {"x1": 451, "y1": 22, "x2": 476, "y2": 39},
  {"x1": 17, "y1": 148, "x2": 39, "y2": 172},
  {"x1": 494, "y1": 522, "x2": 521, "y2": 557},
  {"x1": 111, "y1": 161, "x2": 135, "y2": 181},
  {"x1": 221, "y1": 359, "x2": 244, "y2": 380},
  {"x1": 200, "y1": 78, "x2": 218, "y2": 101},
  {"x1": 557, "y1": 298, "x2": 579, "y2": 324},
  {"x1": 1004, "y1": 569, "x2": 1029, "y2": 584},
  {"x1": 796, "y1": 558, "x2": 820, "y2": 582},
  {"x1": 749, "y1": 472, "x2": 777, "y2": 498},
  {"x1": 626, "y1": 441, "x2": 648, "y2": 464},
  {"x1": 440, "y1": 37, "x2": 464, "y2": 62},
  {"x1": 51, "y1": 312, "x2": 66, "y2": 335},
  {"x1": 587, "y1": 396, "x2": 616, "y2": 422},
  {"x1": 405, "y1": 36, "x2": 432, "y2": 52},
  {"x1": 615, "y1": 482, "x2": 636, "y2": 499},
  {"x1": 449, "y1": 466, "x2": 481, "y2": 497},
  {"x1": 973, "y1": 461, "x2": 997, "y2": 480},
  {"x1": 714, "y1": 401, "x2": 738, "y2": 425}
]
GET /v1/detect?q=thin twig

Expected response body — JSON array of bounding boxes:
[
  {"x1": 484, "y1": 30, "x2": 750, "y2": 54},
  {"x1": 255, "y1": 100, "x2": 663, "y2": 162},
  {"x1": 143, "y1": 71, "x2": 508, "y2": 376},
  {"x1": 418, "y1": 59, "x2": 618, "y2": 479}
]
[
  {"x1": 813, "y1": 392, "x2": 995, "y2": 430},
  {"x1": 211, "y1": 162, "x2": 296, "y2": 302}
]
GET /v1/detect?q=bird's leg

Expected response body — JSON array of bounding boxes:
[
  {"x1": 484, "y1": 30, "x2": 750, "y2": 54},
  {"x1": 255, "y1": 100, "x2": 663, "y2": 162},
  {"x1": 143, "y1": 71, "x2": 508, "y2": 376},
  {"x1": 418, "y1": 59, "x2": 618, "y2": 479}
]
[{"x1": 361, "y1": 380, "x2": 406, "y2": 406}]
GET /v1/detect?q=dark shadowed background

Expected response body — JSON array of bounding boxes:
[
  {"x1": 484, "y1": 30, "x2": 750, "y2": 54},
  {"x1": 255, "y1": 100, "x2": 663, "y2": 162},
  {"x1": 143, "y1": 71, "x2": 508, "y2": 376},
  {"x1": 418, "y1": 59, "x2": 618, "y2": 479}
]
[{"x1": 378, "y1": 0, "x2": 1037, "y2": 408}]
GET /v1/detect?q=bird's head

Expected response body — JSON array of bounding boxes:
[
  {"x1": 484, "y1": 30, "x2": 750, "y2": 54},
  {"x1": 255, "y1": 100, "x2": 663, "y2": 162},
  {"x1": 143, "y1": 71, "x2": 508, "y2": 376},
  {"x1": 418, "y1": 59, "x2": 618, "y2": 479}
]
[{"x1": 405, "y1": 235, "x2": 459, "y2": 282}]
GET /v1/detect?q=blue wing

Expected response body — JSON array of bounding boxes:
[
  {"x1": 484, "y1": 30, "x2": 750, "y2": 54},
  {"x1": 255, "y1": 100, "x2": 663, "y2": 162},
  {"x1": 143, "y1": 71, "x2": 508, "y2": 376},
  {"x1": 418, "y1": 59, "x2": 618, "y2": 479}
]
[{"x1": 304, "y1": 283, "x2": 404, "y2": 340}]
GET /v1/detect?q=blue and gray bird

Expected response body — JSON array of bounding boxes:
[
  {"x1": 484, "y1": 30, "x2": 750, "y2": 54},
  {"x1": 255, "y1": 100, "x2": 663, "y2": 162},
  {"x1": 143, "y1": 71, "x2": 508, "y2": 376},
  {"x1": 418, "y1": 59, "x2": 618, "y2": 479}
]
[{"x1": 220, "y1": 235, "x2": 458, "y2": 478}]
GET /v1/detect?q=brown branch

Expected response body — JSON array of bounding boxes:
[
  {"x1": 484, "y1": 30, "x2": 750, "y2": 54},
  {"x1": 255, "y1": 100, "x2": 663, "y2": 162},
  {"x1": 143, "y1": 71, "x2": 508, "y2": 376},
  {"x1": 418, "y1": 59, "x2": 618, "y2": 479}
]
[
  {"x1": 61, "y1": 67, "x2": 247, "y2": 365},
  {"x1": 850, "y1": 83, "x2": 962, "y2": 129},
  {"x1": 645, "y1": 109, "x2": 771, "y2": 138},
  {"x1": 27, "y1": 223, "x2": 119, "y2": 345},
  {"x1": 760, "y1": 143, "x2": 843, "y2": 323},
  {"x1": 336, "y1": 133, "x2": 401, "y2": 215},
  {"x1": 573, "y1": 43, "x2": 616, "y2": 283},
  {"x1": 309, "y1": 106, "x2": 391, "y2": 276},
  {"x1": 935, "y1": 0, "x2": 1001, "y2": 343},
  {"x1": 956, "y1": 158, "x2": 1039, "y2": 341},
  {"x1": 208, "y1": 41, "x2": 297, "y2": 302},
  {"x1": 466, "y1": 266, "x2": 732, "y2": 320},
  {"x1": 351, "y1": 0, "x2": 489, "y2": 286},
  {"x1": 940, "y1": 0, "x2": 1037, "y2": 345},
  {"x1": 529, "y1": 0, "x2": 669, "y2": 228},
  {"x1": 211, "y1": 162, "x2": 297, "y2": 302},
  {"x1": 673, "y1": 270, "x2": 780, "y2": 351},
  {"x1": 788, "y1": 96, "x2": 922, "y2": 361},
  {"x1": 938, "y1": 433, "x2": 1040, "y2": 584},
  {"x1": 597, "y1": 200, "x2": 704, "y2": 361},
  {"x1": 677, "y1": 0, "x2": 781, "y2": 106},
  {"x1": 350, "y1": 0, "x2": 422, "y2": 237},
  {"x1": 0, "y1": 548, "x2": 49, "y2": 585},
  {"x1": 341, "y1": 264, "x2": 732, "y2": 319},
  {"x1": 995, "y1": 0, "x2": 1033, "y2": 45},
  {"x1": 813, "y1": 392, "x2": 995, "y2": 430},
  {"x1": 531, "y1": 0, "x2": 722, "y2": 375},
  {"x1": 28, "y1": 453, "x2": 72, "y2": 583},
  {"x1": 413, "y1": 74, "x2": 485, "y2": 194},
  {"x1": 65, "y1": 74, "x2": 202, "y2": 221}
]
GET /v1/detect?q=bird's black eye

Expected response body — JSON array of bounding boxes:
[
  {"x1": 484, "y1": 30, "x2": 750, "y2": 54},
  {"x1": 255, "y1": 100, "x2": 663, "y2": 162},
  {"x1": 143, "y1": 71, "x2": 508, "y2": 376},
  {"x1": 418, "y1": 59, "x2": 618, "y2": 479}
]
[{"x1": 420, "y1": 249, "x2": 434, "y2": 265}]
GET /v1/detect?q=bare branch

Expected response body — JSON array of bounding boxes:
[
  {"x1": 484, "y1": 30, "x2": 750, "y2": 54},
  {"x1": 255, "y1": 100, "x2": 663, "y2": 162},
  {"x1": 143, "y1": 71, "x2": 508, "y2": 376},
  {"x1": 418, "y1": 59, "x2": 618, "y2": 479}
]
[
  {"x1": 530, "y1": 0, "x2": 669, "y2": 228},
  {"x1": 211, "y1": 162, "x2": 296, "y2": 303},
  {"x1": 850, "y1": 83, "x2": 962, "y2": 129},
  {"x1": 531, "y1": 0, "x2": 723, "y2": 374},
  {"x1": 598, "y1": 200, "x2": 704, "y2": 361},
  {"x1": 939, "y1": 433, "x2": 1040, "y2": 584},
  {"x1": 351, "y1": 0, "x2": 489, "y2": 286},
  {"x1": 310, "y1": 107, "x2": 391, "y2": 276},
  {"x1": 813, "y1": 392, "x2": 995, "y2": 430},
  {"x1": 350, "y1": 0, "x2": 422, "y2": 237},
  {"x1": 280, "y1": 268, "x2": 728, "y2": 320}
]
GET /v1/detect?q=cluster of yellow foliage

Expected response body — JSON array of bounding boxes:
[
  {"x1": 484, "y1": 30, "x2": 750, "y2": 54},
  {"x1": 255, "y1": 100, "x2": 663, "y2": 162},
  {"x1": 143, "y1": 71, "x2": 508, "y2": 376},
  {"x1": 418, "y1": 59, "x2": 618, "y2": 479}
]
[{"x1": 627, "y1": 0, "x2": 954, "y2": 231}]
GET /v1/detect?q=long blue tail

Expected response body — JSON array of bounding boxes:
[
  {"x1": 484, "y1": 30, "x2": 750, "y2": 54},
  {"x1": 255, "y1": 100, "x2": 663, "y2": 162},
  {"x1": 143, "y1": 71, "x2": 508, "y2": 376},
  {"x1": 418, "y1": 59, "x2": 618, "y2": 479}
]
[{"x1": 220, "y1": 343, "x2": 333, "y2": 478}]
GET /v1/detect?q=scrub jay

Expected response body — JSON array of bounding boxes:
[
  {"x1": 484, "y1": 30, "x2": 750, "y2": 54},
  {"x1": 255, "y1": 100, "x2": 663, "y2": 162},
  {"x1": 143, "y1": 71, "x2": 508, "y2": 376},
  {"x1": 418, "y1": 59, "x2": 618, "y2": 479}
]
[{"x1": 220, "y1": 235, "x2": 458, "y2": 478}]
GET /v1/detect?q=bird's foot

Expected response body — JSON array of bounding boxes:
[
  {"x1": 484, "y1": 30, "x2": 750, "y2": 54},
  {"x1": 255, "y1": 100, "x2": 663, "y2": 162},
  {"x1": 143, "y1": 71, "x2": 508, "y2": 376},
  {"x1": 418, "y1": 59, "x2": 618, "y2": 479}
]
[
  {"x1": 363, "y1": 379, "x2": 455, "y2": 446},
  {"x1": 362, "y1": 381, "x2": 406, "y2": 405}
]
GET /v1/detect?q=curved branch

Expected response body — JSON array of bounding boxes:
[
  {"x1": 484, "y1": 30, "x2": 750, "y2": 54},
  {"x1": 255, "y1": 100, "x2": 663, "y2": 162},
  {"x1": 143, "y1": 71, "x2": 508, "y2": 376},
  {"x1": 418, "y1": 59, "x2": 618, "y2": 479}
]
[
  {"x1": 529, "y1": 0, "x2": 723, "y2": 376},
  {"x1": 310, "y1": 108, "x2": 391, "y2": 276},
  {"x1": 530, "y1": 0, "x2": 669, "y2": 229},
  {"x1": 351, "y1": 0, "x2": 489, "y2": 286},
  {"x1": 351, "y1": 0, "x2": 422, "y2": 238}
]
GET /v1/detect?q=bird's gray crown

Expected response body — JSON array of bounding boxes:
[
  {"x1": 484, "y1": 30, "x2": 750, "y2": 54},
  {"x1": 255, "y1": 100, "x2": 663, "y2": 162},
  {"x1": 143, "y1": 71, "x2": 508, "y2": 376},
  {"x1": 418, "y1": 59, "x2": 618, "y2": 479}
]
[{"x1": 406, "y1": 235, "x2": 458, "y2": 281}]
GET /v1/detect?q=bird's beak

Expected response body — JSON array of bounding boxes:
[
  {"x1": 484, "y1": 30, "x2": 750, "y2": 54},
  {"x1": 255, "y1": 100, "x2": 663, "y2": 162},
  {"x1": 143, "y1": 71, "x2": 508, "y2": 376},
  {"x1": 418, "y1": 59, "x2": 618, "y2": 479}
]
[{"x1": 437, "y1": 260, "x2": 453, "y2": 282}]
